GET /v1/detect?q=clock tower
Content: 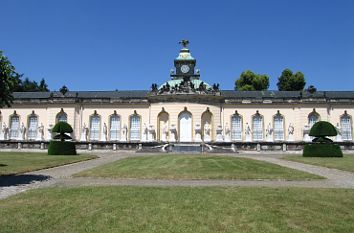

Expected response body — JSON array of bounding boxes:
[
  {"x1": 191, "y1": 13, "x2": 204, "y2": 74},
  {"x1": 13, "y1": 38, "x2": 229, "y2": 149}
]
[{"x1": 171, "y1": 40, "x2": 200, "y2": 80}]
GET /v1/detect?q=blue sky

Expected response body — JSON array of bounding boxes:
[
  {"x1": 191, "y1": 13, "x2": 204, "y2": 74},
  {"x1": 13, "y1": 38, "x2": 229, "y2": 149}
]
[{"x1": 1, "y1": 0, "x2": 354, "y2": 91}]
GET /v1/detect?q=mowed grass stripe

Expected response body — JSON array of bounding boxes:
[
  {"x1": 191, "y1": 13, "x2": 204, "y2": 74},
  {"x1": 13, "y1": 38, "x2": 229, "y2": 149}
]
[
  {"x1": 74, "y1": 155, "x2": 322, "y2": 180},
  {"x1": 283, "y1": 155, "x2": 354, "y2": 173},
  {"x1": 0, "y1": 186, "x2": 353, "y2": 233},
  {"x1": 0, "y1": 152, "x2": 97, "y2": 175}
]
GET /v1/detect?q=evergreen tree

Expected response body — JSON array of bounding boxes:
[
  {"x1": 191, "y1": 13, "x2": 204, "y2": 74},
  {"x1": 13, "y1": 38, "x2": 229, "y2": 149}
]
[
  {"x1": 277, "y1": 68, "x2": 306, "y2": 91},
  {"x1": 235, "y1": 70, "x2": 269, "y2": 91}
]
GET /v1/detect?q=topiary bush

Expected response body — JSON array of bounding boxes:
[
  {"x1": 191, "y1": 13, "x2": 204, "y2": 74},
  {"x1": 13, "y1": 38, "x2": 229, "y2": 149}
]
[
  {"x1": 303, "y1": 121, "x2": 343, "y2": 157},
  {"x1": 303, "y1": 144, "x2": 343, "y2": 157},
  {"x1": 48, "y1": 141, "x2": 77, "y2": 155},
  {"x1": 48, "y1": 122, "x2": 76, "y2": 155},
  {"x1": 52, "y1": 122, "x2": 73, "y2": 141}
]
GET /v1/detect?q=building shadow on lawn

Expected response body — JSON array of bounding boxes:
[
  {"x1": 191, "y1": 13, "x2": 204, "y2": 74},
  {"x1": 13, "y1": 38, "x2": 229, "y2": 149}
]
[{"x1": 0, "y1": 174, "x2": 51, "y2": 187}]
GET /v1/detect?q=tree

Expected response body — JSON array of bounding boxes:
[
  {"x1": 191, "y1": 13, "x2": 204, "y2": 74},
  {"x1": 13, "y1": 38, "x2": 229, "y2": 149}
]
[
  {"x1": 59, "y1": 85, "x2": 69, "y2": 95},
  {"x1": 0, "y1": 51, "x2": 21, "y2": 107},
  {"x1": 277, "y1": 68, "x2": 306, "y2": 91},
  {"x1": 38, "y1": 78, "x2": 49, "y2": 92},
  {"x1": 235, "y1": 70, "x2": 269, "y2": 91}
]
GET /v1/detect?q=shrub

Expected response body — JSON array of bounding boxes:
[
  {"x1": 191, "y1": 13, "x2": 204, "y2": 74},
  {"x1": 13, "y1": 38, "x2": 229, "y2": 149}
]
[
  {"x1": 52, "y1": 122, "x2": 73, "y2": 141},
  {"x1": 303, "y1": 144, "x2": 343, "y2": 157},
  {"x1": 309, "y1": 121, "x2": 337, "y2": 138},
  {"x1": 303, "y1": 121, "x2": 342, "y2": 157},
  {"x1": 48, "y1": 141, "x2": 77, "y2": 155}
]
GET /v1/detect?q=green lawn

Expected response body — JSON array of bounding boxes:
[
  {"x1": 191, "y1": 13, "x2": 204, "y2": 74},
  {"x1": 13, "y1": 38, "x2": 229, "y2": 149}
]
[
  {"x1": 74, "y1": 155, "x2": 322, "y2": 180},
  {"x1": 0, "y1": 186, "x2": 353, "y2": 233},
  {"x1": 283, "y1": 155, "x2": 354, "y2": 173},
  {"x1": 0, "y1": 152, "x2": 97, "y2": 175}
]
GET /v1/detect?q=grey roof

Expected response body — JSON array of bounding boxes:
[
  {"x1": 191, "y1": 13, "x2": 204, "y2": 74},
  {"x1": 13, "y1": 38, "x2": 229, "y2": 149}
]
[
  {"x1": 221, "y1": 90, "x2": 354, "y2": 99},
  {"x1": 13, "y1": 91, "x2": 150, "y2": 99},
  {"x1": 12, "y1": 90, "x2": 354, "y2": 100}
]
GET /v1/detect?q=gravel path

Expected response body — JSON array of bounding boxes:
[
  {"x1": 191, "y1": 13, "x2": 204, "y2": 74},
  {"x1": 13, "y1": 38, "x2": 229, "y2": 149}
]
[{"x1": 1, "y1": 152, "x2": 354, "y2": 200}]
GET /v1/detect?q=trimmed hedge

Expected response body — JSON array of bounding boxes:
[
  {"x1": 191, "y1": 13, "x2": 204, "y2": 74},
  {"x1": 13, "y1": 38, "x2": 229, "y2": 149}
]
[
  {"x1": 309, "y1": 121, "x2": 337, "y2": 137},
  {"x1": 303, "y1": 144, "x2": 343, "y2": 157},
  {"x1": 48, "y1": 141, "x2": 77, "y2": 155}
]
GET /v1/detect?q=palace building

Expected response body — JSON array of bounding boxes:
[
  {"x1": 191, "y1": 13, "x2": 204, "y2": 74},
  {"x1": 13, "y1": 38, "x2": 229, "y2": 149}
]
[{"x1": 0, "y1": 41, "x2": 353, "y2": 151}]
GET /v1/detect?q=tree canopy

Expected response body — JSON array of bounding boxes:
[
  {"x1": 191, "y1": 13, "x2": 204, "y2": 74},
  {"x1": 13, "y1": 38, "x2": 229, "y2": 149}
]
[
  {"x1": 0, "y1": 51, "x2": 50, "y2": 107},
  {"x1": 235, "y1": 70, "x2": 269, "y2": 91},
  {"x1": 0, "y1": 51, "x2": 21, "y2": 107},
  {"x1": 277, "y1": 68, "x2": 306, "y2": 91}
]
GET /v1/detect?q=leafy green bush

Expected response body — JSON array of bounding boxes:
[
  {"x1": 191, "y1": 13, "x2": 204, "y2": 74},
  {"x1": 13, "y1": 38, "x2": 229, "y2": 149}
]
[
  {"x1": 303, "y1": 144, "x2": 343, "y2": 157},
  {"x1": 48, "y1": 141, "x2": 77, "y2": 155},
  {"x1": 309, "y1": 121, "x2": 337, "y2": 138},
  {"x1": 303, "y1": 121, "x2": 342, "y2": 157},
  {"x1": 52, "y1": 122, "x2": 73, "y2": 141}
]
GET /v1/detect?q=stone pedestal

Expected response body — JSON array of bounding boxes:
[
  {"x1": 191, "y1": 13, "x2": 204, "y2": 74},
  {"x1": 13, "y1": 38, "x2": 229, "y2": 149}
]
[
  {"x1": 266, "y1": 135, "x2": 273, "y2": 142},
  {"x1": 245, "y1": 134, "x2": 252, "y2": 142},
  {"x1": 169, "y1": 125, "x2": 177, "y2": 142},
  {"x1": 194, "y1": 124, "x2": 202, "y2": 142},
  {"x1": 0, "y1": 131, "x2": 4, "y2": 140},
  {"x1": 101, "y1": 133, "x2": 107, "y2": 142},
  {"x1": 148, "y1": 125, "x2": 156, "y2": 142},
  {"x1": 216, "y1": 125, "x2": 223, "y2": 142},
  {"x1": 287, "y1": 134, "x2": 294, "y2": 142}
]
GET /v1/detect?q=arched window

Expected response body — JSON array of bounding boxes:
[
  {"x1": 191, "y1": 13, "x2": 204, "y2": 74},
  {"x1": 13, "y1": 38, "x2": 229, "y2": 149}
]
[
  {"x1": 231, "y1": 114, "x2": 242, "y2": 141},
  {"x1": 308, "y1": 111, "x2": 319, "y2": 127},
  {"x1": 341, "y1": 114, "x2": 352, "y2": 141},
  {"x1": 56, "y1": 110, "x2": 67, "y2": 123},
  {"x1": 27, "y1": 115, "x2": 38, "y2": 140},
  {"x1": 90, "y1": 114, "x2": 101, "y2": 141},
  {"x1": 109, "y1": 114, "x2": 121, "y2": 141},
  {"x1": 9, "y1": 114, "x2": 20, "y2": 139},
  {"x1": 252, "y1": 113, "x2": 263, "y2": 141},
  {"x1": 273, "y1": 114, "x2": 284, "y2": 141},
  {"x1": 130, "y1": 114, "x2": 141, "y2": 141}
]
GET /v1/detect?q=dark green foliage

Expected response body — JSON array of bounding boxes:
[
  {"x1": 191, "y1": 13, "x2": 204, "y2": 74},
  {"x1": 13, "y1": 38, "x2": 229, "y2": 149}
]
[
  {"x1": 303, "y1": 144, "x2": 343, "y2": 157},
  {"x1": 277, "y1": 68, "x2": 306, "y2": 91},
  {"x1": 52, "y1": 122, "x2": 73, "y2": 141},
  {"x1": 0, "y1": 51, "x2": 21, "y2": 107},
  {"x1": 303, "y1": 121, "x2": 343, "y2": 157},
  {"x1": 48, "y1": 141, "x2": 77, "y2": 155},
  {"x1": 309, "y1": 121, "x2": 337, "y2": 137},
  {"x1": 235, "y1": 70, "x2": 269, "y2": 91},
  {"x1": 59, "y1": 85, "x2": 69, "y2": 95}
]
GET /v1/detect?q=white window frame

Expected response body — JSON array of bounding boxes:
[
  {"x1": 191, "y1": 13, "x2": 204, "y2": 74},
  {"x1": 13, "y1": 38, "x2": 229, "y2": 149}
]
[
  {"x1": 130, "y1": 115, "x2": 141, "y2": 141},
  {"x1": 109, "y1": 115, "x2": 121, "y2": 141},
  {"x1": 9, "y1": 115, "x2": 20, "y2": 139},
  {"x1": 252, "y1": 114, "x2": 263, "y2": 141},
  {"x1": 90, "y1": 115, "x2": 100, "y2": 141},
  {"x1": 341, "y1": 115, "x2": 352, "y2": 141},
  {"x1": 28, "y1": 115, "x2": 38, "y2": 140},
  {"x1": 231, "y1": 114, "x2": 242, "y2": 141},
  {"x1": 273, "y1": 115, "x2": 284, "y2": 141}
]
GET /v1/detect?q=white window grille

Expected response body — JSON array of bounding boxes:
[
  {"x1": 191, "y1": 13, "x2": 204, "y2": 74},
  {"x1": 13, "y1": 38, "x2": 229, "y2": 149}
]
[
  {"x1": 252, "y1": 115, "x2": 263, "y2": 141},
  {"x1": 90, "y1": 115, "x2": 100, "y2": 141},
  {"x1": 231, "y1": 115, "x2": 242, "y2": 141},
  {"x1": 28, "y1": 115, "x2": 38, "y2": 140},
  {"x1": 130, "y1": 115, "x2": 141, "y2": 141},
  {"x1": 273, "y1": 115, "x2": 284, "y2": 141},
  {"x1": 10, "y1": 115, "x2": 20, "y2": 139},
  {"x1": 341, "y1": 115, "x2": 352, "y2": 141},
  {"x1": 110, "y1": 115, "x2": 121, "y2": 141}
]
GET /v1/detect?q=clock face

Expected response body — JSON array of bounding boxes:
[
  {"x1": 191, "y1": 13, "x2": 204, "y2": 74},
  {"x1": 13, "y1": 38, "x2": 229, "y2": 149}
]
[{"x1": 181, "y1": 65, "x2": 190, "y2": 74}]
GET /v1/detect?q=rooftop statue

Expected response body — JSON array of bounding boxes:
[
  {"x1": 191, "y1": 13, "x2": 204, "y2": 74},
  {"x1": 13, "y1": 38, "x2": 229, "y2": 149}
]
[{"x1": 179, "y1": 39, "x2": 189, "y2": 48}]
